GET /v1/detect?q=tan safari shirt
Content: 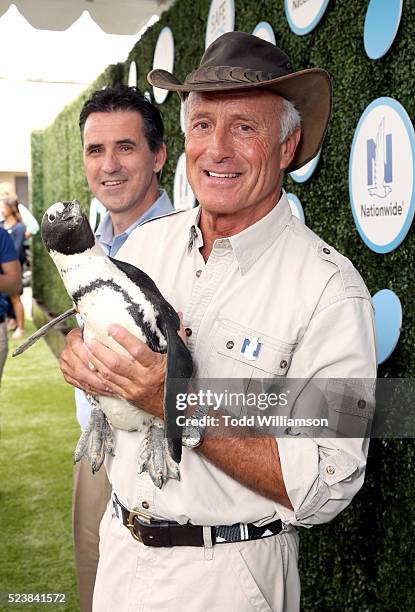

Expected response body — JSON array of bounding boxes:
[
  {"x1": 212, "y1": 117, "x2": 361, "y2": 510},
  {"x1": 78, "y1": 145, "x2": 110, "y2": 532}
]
[{"x1": 110, "y1": 192, "x2": 377, "y2": 528}]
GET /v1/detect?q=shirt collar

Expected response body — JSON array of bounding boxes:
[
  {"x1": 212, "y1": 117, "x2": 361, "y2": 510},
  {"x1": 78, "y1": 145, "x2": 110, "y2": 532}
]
[
  {"x1": 137, "y1": 189, "x2": 174, "y2": 226},
  {"x1": 96, "y1": 189, "x2": 173, "y2": 253},
  {"x1": 187, "y1": 191, "x2": 293, "y2": 274}
]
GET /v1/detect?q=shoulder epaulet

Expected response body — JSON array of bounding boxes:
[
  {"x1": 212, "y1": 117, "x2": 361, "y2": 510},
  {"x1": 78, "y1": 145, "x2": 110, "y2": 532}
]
[{"x1": 317, "y1": 241, "x2": 371, "y2": 299}]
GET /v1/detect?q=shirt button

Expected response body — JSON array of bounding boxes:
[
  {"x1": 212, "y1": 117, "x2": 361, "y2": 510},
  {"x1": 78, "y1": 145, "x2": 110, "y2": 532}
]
[
  {"x1": 185, "y1": 328, "x2": 192, "y2": 337},
  {"x1": 323, "y1": 247, "x2": 331, "y2": 255},
  {"x1": 280, "y1": 360, "x2": 288, "y2": 369},
  {"x1": 357, "y1": 399, "x2": 366, "y2": 409},
  {"x1": 326, "y1": 465, "x2": 335, "y2": 476},
  {"x1": 226, "y1": 340, "x2": 234, "y2": 349},
  {"x1": 141, "y1": 501, "x2": 150, "y2": 510},
  {"x1": 196, "y1": 269, "x2": 202, "y2": 278}
]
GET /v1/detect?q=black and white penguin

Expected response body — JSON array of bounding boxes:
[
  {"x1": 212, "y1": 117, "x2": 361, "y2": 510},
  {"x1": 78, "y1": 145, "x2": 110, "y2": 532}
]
[{"x1": 19, "y1": 199, "x2": 193, "y2": 489}]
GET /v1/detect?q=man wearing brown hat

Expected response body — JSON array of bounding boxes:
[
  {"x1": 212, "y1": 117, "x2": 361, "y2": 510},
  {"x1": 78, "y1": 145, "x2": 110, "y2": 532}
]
[{"x1": 61, "y1": 32, "x2": 376, "y2": 611}]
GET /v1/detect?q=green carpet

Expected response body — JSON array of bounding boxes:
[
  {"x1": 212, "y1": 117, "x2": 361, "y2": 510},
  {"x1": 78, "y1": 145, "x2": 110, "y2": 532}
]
[{"x1": 0, "y1": 324, "x2": 79, "y2": 611}]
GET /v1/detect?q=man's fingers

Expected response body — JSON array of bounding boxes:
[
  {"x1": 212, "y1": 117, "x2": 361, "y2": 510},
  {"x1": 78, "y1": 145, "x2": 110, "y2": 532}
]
[
  {"x1": 60, "y1": 328, "x2": 114, "y2": 395},
  {"x1": 61, "y1": 357, "x2": 114, "y2": 395},
  {"x1": 66, "y1": 327, "x2": 83, "y2": 345},
  {"x1": 107, "y1": 324, "x2": 160, "y2": 368},
  {"x1": 63, "y1": 371, "x2": 114, "y2": 397}
]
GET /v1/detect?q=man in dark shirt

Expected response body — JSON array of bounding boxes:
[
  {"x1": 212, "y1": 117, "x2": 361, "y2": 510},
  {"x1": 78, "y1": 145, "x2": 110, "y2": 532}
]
[{"x1": 0, "y1": 227, "x2": 22, "y2": 382}]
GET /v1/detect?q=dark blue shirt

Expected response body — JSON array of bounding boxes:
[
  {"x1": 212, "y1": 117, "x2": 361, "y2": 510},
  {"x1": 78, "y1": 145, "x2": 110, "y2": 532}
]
[
  {"x1": 0, "y1": 221, "x2": 26, "y2": 263},
  {"x1": 0, "y1": 227, "x2": 18, "y2": 317}
]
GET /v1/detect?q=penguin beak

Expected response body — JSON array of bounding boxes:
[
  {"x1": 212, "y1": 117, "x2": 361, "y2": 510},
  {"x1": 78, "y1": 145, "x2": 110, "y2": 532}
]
[{"x1": 61, "y1": 200, "x2": 83, "y2": 224}]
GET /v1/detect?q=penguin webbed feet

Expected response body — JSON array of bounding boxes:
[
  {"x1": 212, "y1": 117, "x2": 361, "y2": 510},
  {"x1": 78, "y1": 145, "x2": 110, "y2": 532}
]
[
  {"x1": 137, "y1": 423, "x2": 180, "y2": 489},
  {"x1": 74, "y1": 397, "x2": 115, "y2": 473}
]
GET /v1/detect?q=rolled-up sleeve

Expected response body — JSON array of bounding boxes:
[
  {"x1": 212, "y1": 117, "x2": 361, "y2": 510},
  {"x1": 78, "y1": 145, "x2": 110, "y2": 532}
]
[{"x1": 275, "y1": 292, "x2": 377, "y2": 527}]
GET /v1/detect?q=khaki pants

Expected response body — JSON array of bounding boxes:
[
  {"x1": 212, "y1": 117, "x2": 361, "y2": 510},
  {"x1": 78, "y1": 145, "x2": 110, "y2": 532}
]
[
  {"x1": 73, "y1": 458, "x2": 112, "y2": 612},
  {"x1": 93, "y1": 506, "x2": 300, "y2": 612},
  {"x1": 0, "y1": 321, "x2": 7, "y2": 383}
]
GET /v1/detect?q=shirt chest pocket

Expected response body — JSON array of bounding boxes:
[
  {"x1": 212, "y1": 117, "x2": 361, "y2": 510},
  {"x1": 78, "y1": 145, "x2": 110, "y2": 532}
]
[{"x1": 206, "y1": 318, "x2": 296, "y2": 381}]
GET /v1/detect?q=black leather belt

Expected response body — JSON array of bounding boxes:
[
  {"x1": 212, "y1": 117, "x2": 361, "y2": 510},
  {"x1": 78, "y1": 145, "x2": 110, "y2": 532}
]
[
  {"x1": 0, "y1": 314, "x2": 5, "y2": 324},
  {"x1": 112, "y1": 493, "x2": 283, "y2": 547}
]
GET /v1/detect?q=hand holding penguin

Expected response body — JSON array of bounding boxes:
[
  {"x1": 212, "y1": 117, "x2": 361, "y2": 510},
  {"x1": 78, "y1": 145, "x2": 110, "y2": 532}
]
[
  {"x1": 60, "y1": 327, "x2": 114, "y2": 397},
  {"x1": 14, "y1": 199, "x2": 193, "y2": 489},
  {"x1": 81, "y1": 321, "x2": 188, "y2": 420}
]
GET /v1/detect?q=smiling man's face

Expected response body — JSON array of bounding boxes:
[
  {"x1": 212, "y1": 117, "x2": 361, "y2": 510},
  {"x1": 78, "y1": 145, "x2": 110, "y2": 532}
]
[
  {"x1": 185, "y1": 90, "x2": 299, "y2": 226},
  {"x1": 82, "y1": 110, "x2": 165, "y2": 227}
]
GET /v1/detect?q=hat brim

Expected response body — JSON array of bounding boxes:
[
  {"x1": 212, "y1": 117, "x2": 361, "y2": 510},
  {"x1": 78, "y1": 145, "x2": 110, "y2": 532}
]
[{"x1": 148, "y1": 68, "x2": 332, "y2": 173}]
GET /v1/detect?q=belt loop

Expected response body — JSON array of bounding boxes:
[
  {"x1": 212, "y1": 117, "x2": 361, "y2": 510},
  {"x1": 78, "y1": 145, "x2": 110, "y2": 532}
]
[{"x1": 203, "y1": 526, "x2": 214, "y2": 560}]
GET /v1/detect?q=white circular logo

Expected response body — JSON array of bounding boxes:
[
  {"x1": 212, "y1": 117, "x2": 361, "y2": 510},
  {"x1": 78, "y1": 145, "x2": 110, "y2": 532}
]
[
  {"x1": 89, "y1": 198, "x2": 106, "y2": 232},
  {"x1": 287, "y1": 193, "x2": 305, "y2": 224},
  {"x1": 180, "y1": 101, "x2": 186, "y2": 134},
  {"x1": 205, "y1": 0, "x2": 235, "y2": 49},
  {"x1": 174, "y1": 153, "x2": 196, "y2": 211},
  {"x1": 252, "y1": 22, "x2": 276, "y2": 45},
  {"x1": 290, "y1": 150, "x2": 321, "y2": 183},
  {"x1": 349, "y1": 97, "x2": 415, "y2": 253},
  {"x1": 284, "y1": 0, "x2": 330, "y2": 36},
  {"x1": 128, "y1": 61, "x2": 137, "y2": 87},
  {"x1": 152, "y1": 27, "x2": 174, "y2": 104}
]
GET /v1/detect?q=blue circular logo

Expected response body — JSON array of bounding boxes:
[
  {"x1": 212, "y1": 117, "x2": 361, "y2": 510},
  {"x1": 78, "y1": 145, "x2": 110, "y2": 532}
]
[
  {"x1": 372, "y1": 289, "x2": 402, "y2": 364},
  {"x1": 364, "y1": 0, "x2": 402, "y2": 60},
  {"x1": 349, "y1": 97, "x2": 415, "y2": 254}
]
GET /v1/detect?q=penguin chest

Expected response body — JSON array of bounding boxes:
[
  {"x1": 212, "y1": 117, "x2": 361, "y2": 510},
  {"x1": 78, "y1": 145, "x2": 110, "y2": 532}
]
[
  {"x1": 77, "y1": 282, "x2": 149, "y2": 357},
  {"x1": 76, "y1": 280, "x2": 165, "y2": 431},
  {"x1": 99, "y1": 395, "x2": 155, "y2": 432}
]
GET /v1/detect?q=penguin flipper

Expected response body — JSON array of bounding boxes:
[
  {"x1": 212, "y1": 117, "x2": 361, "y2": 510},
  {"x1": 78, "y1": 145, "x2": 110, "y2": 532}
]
[
  {"x1": 161, "y1": 321, "x2": 193, "y2": 465},
  {"x1": 12, "y1": 307, "x2": 77, "y2": 356}
]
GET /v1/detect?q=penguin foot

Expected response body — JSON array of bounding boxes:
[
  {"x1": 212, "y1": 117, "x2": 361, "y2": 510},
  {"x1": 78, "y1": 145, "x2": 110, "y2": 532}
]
[
  {"x1": 137, "y1": 423, "x2": 180, "y2": 489},
  {"x1": 74, "y1": 401, "x2": 115, "y2": 473}
]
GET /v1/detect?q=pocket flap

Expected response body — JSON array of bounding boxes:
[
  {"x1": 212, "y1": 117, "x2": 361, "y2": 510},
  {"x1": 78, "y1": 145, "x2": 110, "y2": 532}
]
[{"x1": 215, "y1": 318, "x2": 295, "y2": 376}]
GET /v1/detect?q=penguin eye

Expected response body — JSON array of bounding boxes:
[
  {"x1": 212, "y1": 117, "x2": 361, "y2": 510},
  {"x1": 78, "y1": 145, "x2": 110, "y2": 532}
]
[{"x1": 49, "y1": 214, "x2": 56, "y2": 222}]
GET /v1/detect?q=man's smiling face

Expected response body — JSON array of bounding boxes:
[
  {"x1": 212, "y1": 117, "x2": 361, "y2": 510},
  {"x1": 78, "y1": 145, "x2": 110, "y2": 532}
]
[
  {"x1": 185, "y1": 89, "x2": 297, "y2": 224},
  {"x1": 82, "y1": 110, "x2": 165, "y2": 224}
]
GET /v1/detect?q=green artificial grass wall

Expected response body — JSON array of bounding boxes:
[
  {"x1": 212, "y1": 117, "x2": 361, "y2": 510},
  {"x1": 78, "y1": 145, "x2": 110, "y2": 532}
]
[{"x1": 30, "y1": 1, "x2": 415, "y2": 609}]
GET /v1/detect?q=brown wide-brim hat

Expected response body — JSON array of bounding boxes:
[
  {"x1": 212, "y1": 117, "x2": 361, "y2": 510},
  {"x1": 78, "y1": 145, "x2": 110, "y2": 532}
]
[{"x1": 148, "y1": 31, "x2": 332, "y2": 172}]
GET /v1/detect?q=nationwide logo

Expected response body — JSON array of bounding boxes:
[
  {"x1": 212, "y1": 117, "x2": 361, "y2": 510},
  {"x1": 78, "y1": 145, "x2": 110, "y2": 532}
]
[
  {"x1": 349, "y1": 97, "x2": 415, "y2": 253},
  {"x1": 292, "y1": 0, "x2": 311, "y2": 9},
  {"x1": 367, "y1": 118, "x2": 393, "y2": 198}
]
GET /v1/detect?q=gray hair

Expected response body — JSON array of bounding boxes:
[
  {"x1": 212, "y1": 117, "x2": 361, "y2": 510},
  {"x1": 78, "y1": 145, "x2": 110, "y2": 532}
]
[
  {"x1": 183, "y1": 92, "x2": 301, "y2": 142},
  {"x1": 279, "y1": 97, "x2": 301, "y2": 143}
]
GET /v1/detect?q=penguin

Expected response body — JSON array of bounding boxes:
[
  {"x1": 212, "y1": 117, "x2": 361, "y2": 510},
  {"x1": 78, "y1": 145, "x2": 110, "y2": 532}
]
[{"x1": 15, "y1": 199, "x2": 193, "y2": 489}]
